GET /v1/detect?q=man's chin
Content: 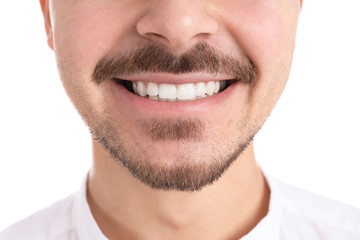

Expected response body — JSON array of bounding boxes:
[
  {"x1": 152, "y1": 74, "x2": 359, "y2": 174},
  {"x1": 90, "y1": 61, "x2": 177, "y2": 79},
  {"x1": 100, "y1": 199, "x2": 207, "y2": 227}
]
[
  {"x1": 88, "y1": 106, "x2": 260, "y2": 191},
  {"x1": 98, "y1": 135, "x2": 254, "y2": 192}
]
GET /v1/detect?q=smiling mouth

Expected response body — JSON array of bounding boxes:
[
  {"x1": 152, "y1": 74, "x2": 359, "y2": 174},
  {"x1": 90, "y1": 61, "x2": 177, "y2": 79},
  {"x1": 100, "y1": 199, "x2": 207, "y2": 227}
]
[{"x1": 113, "y1": 79, "x2": 234, "y2": 102}]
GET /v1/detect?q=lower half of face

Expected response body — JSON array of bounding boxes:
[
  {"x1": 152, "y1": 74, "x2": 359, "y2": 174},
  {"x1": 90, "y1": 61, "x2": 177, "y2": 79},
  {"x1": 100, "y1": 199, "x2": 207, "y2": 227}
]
[
  {"x1": 59, "y1": 65, "x2": 285, "y2": 191},
  {"x1": 51, "y1": 0, "x2": 300, "y2": 191}
]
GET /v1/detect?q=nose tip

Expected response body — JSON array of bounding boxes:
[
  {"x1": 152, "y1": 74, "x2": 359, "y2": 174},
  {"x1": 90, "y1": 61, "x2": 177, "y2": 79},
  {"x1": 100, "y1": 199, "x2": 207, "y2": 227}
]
[{"x1": 136, "y1": 2, "x2": 218, "y2": 50}]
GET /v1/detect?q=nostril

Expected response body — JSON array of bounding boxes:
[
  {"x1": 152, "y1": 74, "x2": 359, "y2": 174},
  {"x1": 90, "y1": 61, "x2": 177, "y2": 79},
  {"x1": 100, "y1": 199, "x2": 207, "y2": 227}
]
[
  {"x1": 144, "y1": 32, "x2": 169, "y2": 43},
  {"x1": 136, "y1": 3, "x2": 218, "y2": 50},
  {"x1": 146, "y1": 32, "x2": 166, "y2": 39}
]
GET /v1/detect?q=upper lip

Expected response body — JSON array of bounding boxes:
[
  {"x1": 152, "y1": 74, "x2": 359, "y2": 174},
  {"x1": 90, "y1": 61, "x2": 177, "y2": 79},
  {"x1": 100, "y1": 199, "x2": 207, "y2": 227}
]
[{"x1": 113, "y1": 72, "x2": 237, "y2": 84}]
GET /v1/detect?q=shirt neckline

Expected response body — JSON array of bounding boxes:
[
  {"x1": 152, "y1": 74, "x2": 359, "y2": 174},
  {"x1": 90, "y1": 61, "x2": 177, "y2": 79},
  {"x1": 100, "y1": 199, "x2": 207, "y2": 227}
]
[{"x1": 74, "y1": 173, "x2": 280, "y2": 240}]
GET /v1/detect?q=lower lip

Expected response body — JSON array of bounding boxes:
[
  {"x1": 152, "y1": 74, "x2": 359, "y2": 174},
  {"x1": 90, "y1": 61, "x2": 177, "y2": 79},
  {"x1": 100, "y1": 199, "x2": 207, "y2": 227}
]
[{"x1": 108, "y1": 80, "x2": 243, "y2": 114}]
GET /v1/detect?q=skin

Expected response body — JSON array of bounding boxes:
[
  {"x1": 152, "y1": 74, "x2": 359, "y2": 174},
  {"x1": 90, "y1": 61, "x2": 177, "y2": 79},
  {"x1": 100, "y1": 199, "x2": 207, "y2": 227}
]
[{"x1": 40, "y1": 0, "x2": 302, "y2": 239}]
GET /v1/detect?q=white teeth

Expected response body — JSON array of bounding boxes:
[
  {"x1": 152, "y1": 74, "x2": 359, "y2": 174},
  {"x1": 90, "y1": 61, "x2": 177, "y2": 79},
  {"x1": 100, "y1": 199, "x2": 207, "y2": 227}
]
[
  {"x1": 133, "y1": 83, "x2": 138, "y2": 95},
  {"x1": 137, "y1": 81, "x2": 147, "y2": 97},
  {"x1": 214, "y1": 81, "x2": 220, "y2": 94},
  {"x1": 195, "y1": 82, "x2": 206, "y2": 97},
  {"x1": 159, "y1": 84, "x2": 177, "y2": 100},
  {"x1": 206, "y1": 81, "x2": 215, "y2": 96},
  {"x1": 177, "y1": 83, "x2": 196, "y2": 100},
  {"x1": 130, "y1": 80, "x2": 227, "y2": 101},
  {"x1": 147, "y1": 82, "x2": 159, "y2": 97},
  {"x1": 149, "y1": 96, "x2": 159, "y2": 100}
]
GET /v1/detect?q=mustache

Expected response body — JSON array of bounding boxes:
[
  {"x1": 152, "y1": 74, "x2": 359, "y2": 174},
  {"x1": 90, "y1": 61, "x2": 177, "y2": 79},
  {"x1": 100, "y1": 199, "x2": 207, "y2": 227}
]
[{"x1": 93, "y1": 42, "x2": 258, "y2": 84}]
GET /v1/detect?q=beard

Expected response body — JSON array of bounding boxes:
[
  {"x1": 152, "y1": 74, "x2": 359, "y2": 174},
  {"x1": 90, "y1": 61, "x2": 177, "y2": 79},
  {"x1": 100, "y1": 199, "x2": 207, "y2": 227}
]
[{"x1": 89, "y1": 116, "x2": 257, "y2": 192}]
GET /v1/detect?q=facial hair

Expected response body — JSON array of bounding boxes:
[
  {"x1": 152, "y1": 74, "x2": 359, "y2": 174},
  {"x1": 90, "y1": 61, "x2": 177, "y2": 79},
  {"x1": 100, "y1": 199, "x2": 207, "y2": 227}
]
[{"x1": 87, "y1": 42, "x2": 259, "y2": 191}]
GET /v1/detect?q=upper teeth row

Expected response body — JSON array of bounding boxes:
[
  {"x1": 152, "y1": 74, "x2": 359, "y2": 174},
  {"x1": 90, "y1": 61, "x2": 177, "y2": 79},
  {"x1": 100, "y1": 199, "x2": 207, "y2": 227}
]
[{"x1": 132, "y1": 80, "x2": 227, "y2": 101}]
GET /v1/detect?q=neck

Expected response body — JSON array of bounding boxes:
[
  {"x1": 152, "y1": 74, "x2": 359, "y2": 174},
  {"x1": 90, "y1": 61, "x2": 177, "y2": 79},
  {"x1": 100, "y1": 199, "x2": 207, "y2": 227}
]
[{"x1": 87, "y1": 140, "x2": 269, "y2": 240}]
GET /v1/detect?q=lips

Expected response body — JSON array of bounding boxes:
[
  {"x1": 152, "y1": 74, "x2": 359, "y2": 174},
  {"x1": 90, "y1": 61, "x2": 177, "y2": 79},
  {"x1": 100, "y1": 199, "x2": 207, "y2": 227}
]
[
  {"x1": 106, "y1": 74, "x2": 245, "y2": 115},
  {"x1": 114, "y1": 78, "x2": 234, "y2": 102}
]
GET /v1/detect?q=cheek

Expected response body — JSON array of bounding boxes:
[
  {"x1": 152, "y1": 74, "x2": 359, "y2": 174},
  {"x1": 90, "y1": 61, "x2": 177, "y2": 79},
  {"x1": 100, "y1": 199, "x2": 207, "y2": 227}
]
[
  {"x1": 219, "y1": 0, "x2": 299, "y2": 119},
  {"x1": 52, "y1": 2, "x2": 140, "y2": 81},
  {"x1": 50, "y1": 6, "x2": 109, "y2": 119},
  {"x1": 51, "y1": 2, "x2": 140, "y2": 113},
  {"x1": 53, "y1": 7, "x2": 117, "y2": 74},
  {"x1": 224, "y1": 1, "x2": 297, "y2": 73}
]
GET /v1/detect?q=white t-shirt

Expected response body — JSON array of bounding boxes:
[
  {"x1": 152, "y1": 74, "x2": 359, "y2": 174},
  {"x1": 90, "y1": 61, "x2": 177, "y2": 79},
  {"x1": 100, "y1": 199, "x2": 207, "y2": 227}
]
[{"x1": 1, "y1": 175, "x2": 360, "y2": 240}]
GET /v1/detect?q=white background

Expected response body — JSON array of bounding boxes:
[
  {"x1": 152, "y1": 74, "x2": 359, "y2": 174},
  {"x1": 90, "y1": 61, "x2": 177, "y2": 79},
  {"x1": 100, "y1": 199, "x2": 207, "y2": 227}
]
[{"x1": 1, "y1": 0, "x2": 359, "y2": 231}]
